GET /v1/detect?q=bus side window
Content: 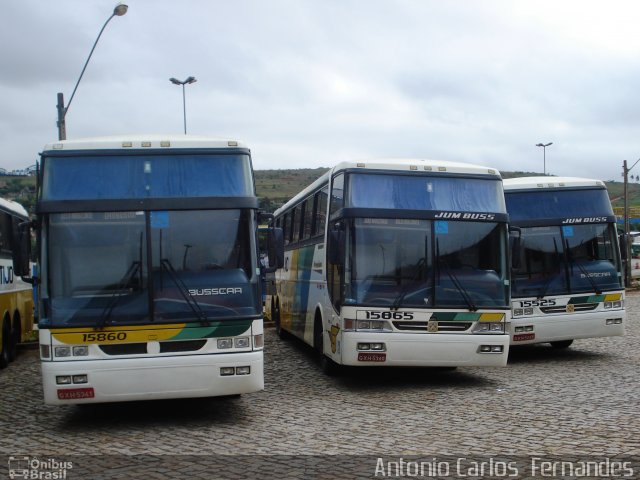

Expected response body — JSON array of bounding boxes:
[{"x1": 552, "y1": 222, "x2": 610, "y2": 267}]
[{"x1": 314, "y1": 187, "x2": 328, "y2": 237}]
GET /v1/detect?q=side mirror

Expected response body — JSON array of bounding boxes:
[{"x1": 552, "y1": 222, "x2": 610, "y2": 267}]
[
  {"x1": 509, "y1": 226, "x2": 522, "y2": 270},
  {"x1": 619, "y1": 233, "x2": 629, "y2": 260},
  {"x1": 328, "y1": 227, "x2": 345, "y2": 265},
  {"x1": 267, "y1": 227, "x2": 284, "y2": 270},
  {"x1": 12, "y1": 220, "x2": 32, "y2": 278}
]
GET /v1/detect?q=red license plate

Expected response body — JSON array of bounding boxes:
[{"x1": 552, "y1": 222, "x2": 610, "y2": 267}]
[
  {"x1": 57, "y1": 387, "x2": 95, "y2": 400},
  {"x1": 513, "y1": 333, "x2": 535, "y2": 341},
  {"x1": 358, "y1": 352, "x2": 387, "y2": 362}
]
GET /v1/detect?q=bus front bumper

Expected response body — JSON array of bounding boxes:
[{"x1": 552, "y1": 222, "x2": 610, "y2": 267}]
[
  {"x1": 340, "y1": 332, "x2": 509, "y2": 367},
  {"x1": 510, "y1": 311, "x2": 626, "y2": 345},
  {"x1": 41, "y1": 351, "x2": 264, "y2": 405}
]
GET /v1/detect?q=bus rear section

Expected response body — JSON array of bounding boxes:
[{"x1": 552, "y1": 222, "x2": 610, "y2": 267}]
[
  {"x1": 36, "y1": 136, "x2": 276, "y2": 404},
  {"x1": 504, "y1": 177, "x2": 625, "y2": 348},
  {"x1": 0, "y1": 198, "x2": 35, "y2": 369},
  {"x1": 273, "y1": 159, "x2": 511, "y2": 371}
]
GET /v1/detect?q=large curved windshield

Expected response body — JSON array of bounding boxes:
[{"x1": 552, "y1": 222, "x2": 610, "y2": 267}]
[
  {"x1": 343, "y1": 218, "x2": 508, "y2": 309},
  {"x1": 512, "y1": 223, "x2": 622, "y2": 297},
  {"x1": 46, "y1": 209, "x2": 259, "y2": 327}
]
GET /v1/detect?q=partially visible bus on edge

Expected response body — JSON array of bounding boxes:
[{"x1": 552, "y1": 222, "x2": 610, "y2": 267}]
[
  {"x1": 504, "y1": 177, "x2": 625, "y2": 348},
  {"x1": 34, "y1": 135, "x2": 282, "y2": 404},
  {"x1": 0, "y1": 198, "x2": 34, "y2": 368},
  {"x1": 270, "y1": 159, "x2": 512, "y2": 373}
]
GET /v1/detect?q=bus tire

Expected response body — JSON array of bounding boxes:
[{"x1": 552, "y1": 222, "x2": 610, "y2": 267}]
[
  {"x1": 314, "y1": 313, "x2": 340, "y2": 376},
  {"x1": 0, "y1": 317, "x2": 9, "y2": 369},
  {"x1": 273, "y1": 299, "x2": 286, "y2": 339},
  {"x1": 9, "y1": 314, "x2": 21, "y2": 362},
  {"x1": 550, "y1": 340, "x2": 573, "y2": 349}
]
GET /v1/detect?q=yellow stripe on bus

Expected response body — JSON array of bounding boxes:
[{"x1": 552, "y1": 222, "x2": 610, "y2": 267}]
[
  {"x1": 478, "y1": 313, "x2": 505, "y2": 322},
  {"x1": 51, "y1": 323, "x2": 187, "y2": 344}
]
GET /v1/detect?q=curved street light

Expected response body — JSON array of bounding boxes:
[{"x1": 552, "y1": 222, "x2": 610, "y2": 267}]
[
  {"x1": 169, "y1": 76, "x2": 197, "y2": 134},
  {"x1": 56, "y1": 3, "x2": 129, "y2": 140},
  {"x1": 535, "y1": 142, "x2": 553, "y2": 175}
]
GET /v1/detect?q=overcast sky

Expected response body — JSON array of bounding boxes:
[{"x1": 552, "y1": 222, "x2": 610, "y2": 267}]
[{"x1": 2, "y1": 0, "x2": 640, "y2": 181}]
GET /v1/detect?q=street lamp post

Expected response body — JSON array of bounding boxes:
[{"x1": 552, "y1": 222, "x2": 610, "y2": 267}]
[
  {"x1": 170, "y1": 76, "x2": 197, "y2": 134},
  {"x1": 56, "y1": 4, "x2": 129, "y2": 141},
  {"x1": 535, "y1": 142, "x2": 553, "y2": 175}
]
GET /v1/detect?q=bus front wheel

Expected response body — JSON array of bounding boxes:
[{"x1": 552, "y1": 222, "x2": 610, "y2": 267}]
[
  {"x1": 273, "y1": 300, "x2": 286, "y2": 339},
  {"x1": 0, "y1": 317, "x2": 10, "y2": 368},
  {"x1": 314, "y1": 314, "x2": 340, "y2": 376}
]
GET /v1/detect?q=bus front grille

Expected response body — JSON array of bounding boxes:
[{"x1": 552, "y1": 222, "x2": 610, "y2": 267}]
[
  {"x1": 98, "y1": 340, "x2": 207, "y2": 355},
  {"x1": 540, "y1": 303, "x2": 598, "y2": 314},
  {"x1": 392, "y1": 321, "x2": 472, "y2": 332}
]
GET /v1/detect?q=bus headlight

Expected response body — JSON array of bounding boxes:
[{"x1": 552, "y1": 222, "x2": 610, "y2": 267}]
[
  {"x1": 72, "y1": 346, "x2": 89, "y2": 356},
  {"x1": 217, "y1": 339, "x2": 233, "y2": 349},
  {"x1": 234, "y1": 337, "x2": 250, "y2": 348},
  {"x1": 54, "y1": 346, "x2": 71, "y2": 357},
  {"x1": 472, "y1": 322, "x2": 505, "y2": 334}
]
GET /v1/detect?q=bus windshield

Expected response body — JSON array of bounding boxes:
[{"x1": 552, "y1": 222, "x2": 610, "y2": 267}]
[
  {"x1": 512, "y1": 223, "x2": 623, "y2": 297},
  {"x1": 47, "y1": 209, "x2": 259, "y2": 327},
  {"x1": 343, "y1": 218, "x2": 508, "y2": 309}
]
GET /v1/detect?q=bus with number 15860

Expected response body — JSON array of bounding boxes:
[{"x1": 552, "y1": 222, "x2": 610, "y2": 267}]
[{"x1": 33, "y1": 135, "x2": 282, "y2": 404}]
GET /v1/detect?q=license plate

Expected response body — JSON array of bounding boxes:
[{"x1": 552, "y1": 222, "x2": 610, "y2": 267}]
[
  {"x1": 358, "y1": 352, "x2": 386, "y2": 362},
  {"x1": 513, "y1": 333, "x2": 535, "y2": 341},
  {"x1": 57, "y1": 387, "x2": 95, "y2": 400}
]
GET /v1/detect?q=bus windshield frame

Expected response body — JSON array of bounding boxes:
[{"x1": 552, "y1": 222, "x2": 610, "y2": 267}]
[
  {"x1": 44, "y1": 208, "x2": 260, "y2": 328},
  {"x1": 337, "y1": 217, "x2": 509, "y2": 310}
]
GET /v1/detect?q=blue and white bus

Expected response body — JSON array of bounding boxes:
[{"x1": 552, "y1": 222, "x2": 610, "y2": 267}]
[
  {"x1": 504, "y1": 177, "x2": 625, "y2": 348},
  {"x1": 35, "y1": 135, "x2": 281, "y2": 404},
  {"x1": 271, "y1": 159, "x2": 511, "y2": 373}
]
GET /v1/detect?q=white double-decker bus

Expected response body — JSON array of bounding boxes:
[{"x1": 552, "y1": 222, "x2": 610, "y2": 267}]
[
  {"x1": 271, "y1": 159, "x2": 511, "y2": 373},
  {"x1": 35, "y1": 135, "x2": 282, "y2": 404},
  {"x1": 504, "y1": 177, "x2": 625, "y2": 348}
]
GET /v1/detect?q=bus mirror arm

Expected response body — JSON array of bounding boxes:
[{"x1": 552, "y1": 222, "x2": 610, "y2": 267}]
[
  {"x1": 21, "y1": 275, "x2": 37, "y2": 285},
  {"x1": 258, "y1": 212, "x2": 275, "y2": 225}
]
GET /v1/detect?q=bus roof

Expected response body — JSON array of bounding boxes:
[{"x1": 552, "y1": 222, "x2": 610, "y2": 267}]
[
  {"x1": 41, "y1": 135, "x2": 248, "y2": 153},
  {"x1": 0, "y1": 197, "x2": 29, "y2": 219},
  {"x1": 503, "y1": 176, "x2": 606, "y2": 191},
  {"x1": 275, "y1": 158, "x2": 501, "y2": 216}
]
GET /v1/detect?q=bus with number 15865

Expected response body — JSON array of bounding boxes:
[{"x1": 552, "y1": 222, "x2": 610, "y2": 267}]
[{"x1": 270, "y1": 159, "x2": 512, "y2": 373}]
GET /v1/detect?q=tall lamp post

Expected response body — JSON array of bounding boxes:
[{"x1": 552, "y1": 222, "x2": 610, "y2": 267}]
[
  {"x1": 170, "y1": 77, "x2": 197, "y2": 134},
  {"x1": 535, "y1": 142, "x2": 553, "y2": 175},
  {"x1": 623, "y1": 158, "x2": 640, "y2": 285},
  {"x1": 56, "y1": 4, "x2": 129, "y2": 141}
]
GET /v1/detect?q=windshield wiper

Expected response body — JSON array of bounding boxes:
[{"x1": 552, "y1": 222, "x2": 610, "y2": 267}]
[
  {"x1": 565, "y1": 239, "x2": 602, "y2": 295},
  {"x1": 436, "y1": 239, "x2": 477, "y2": 311},
  {"x1": 440, "y1": 260, "x2": 478, "y2": 312},
  {"x1": 391, "y1": 257, "x2": 427, "y2": 310},
  {"x1": 97, "y1": 261, "x2": 141, "y2": 329},
  {"x1": 537, "y1": 237, "x2": 562, "y2": 299},
  {"x1": 161, "y1": 259, "x2": 210, "y2": 325}
]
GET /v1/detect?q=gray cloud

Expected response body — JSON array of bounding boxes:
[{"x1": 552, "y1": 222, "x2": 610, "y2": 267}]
[{"x1": 1, "y1": 0, "x2": 639, "y2": 182}]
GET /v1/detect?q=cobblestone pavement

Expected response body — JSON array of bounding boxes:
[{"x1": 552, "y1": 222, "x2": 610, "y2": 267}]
[{"x1": 1, "y1": 292, "x2": 639, "y2": 479}]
